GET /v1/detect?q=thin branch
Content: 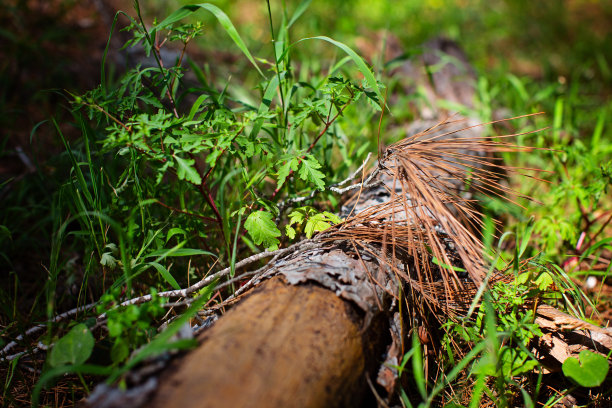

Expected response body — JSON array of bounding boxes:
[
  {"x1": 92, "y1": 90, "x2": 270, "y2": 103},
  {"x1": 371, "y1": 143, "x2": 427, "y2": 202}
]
[
  {"x1": 0, "y1": 246, "x2": 295, "y2": 361},
  {"x1": 0, "y1": 302, "x2": 97, "y2": 358}
]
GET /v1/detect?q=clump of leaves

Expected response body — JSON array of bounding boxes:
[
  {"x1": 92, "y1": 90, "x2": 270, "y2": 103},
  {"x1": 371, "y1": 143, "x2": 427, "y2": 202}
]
[
  {"x1": 562, "y1": 350, "x2": 609, "y2": 388},
  {"x1": 96, "y1": 288, "x2": 166, "y2": 364},
  {"x1": 285, "y1": 206, "x2": 342, "y2": 239}
]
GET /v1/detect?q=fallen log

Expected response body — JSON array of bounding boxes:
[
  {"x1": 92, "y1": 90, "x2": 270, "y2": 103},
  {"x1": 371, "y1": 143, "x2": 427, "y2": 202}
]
[
  {"x1": 151, "y1": 276, "x2": 387, "y2": 408},
  {"x1": 86, "y1": 38, "x2": 612, "y2": 407}
]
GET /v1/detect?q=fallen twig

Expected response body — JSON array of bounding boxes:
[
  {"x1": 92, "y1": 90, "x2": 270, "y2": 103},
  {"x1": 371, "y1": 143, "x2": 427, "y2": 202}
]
[{"x1": 0, "y1": 246, "x2": 295, "y2": 362}]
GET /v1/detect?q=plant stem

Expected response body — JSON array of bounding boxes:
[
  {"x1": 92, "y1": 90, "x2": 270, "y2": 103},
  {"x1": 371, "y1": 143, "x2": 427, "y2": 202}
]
[
  {"x1": 270, "y1": 94, "x2": 355, "y2": 200},
  {"x1": 266, "y1": 0, "x2": 286, "y2": 130}
]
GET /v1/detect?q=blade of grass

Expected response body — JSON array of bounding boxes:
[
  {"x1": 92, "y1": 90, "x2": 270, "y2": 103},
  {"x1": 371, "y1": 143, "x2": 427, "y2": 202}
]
[
  {"x1": 154, "y1": 4, "x2": 265, "y2": 78},
  {"x1": 292, "y1": 36, "x2": 384, "y2": 106}
]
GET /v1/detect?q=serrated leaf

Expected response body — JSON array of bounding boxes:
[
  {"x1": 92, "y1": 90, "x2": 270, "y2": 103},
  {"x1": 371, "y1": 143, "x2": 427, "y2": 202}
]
[
  {"x1": 174, "y1": 155, "x2": 202, "y2": 184},
  {"x1": 288, "y1": 208, "x2": 307, "y2": 226},
  {"x1": 104, "y1": 243, "x2": 118, "y2": 253},
  {"x1": 516, "y1": 272, "x2": 530, "y2": 285},
  {"x1": 277, "y1": 158, "x2": 299, "y2": 189},
  {"x1": 322, "y1": 211, "x2": 342, "y2": 224},
  {"x1": 285, "y1": 225, "x2": 296, "y2": 239},
  {"x1": 304, "y1": 213, "x2": 332, "y2": 238},
  {"x1": 100, "y1": 252, "x2": 118, "y2": 268},
  {"x1": 535, "y1": 271, "x2": 554, "y2": 290},
  {"x1": 562, "y1": 350, "x2": 609, "y2": 387},
  {"x1": 299, "y1": 156, "x2": 325, "y2": 190},
  {"x1": 48, "y1": 324, "x2": 94, "y2": 367},
  {"x1": 244, "y1": 211, "x2": 281, "y2": 250}
]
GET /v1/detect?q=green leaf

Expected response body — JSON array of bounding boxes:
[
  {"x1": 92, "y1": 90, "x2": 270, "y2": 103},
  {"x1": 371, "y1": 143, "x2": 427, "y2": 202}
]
[
  {"x1": 534, "y1": 271, "x2": 554, "y2": 291},
  {"x1": 154, "y1": 4, "x2": 264, "y2": 77},
  {"x1": 288, "y1": 208, "x2": 307, "y2": 226},
  {"x1": 111, "y1": 339, "x2": 130, "y2": 363},
  {"x1": 244, "y1": 211, "x2": 281, "y2": 250},
  {"x1": 107, "y1": 319, "x2": 123, "y2": 337},
  {"x1": 277, "y1": 157, "x2": 299, "y2": 189},
  {"x1": 322, "y1": 211, "x2": 342, "y2": 224},
  {"x1": 500, "y1": 348, "x2": 538, "y2": 377},
  {"x1": 48, "y1": 324, "x2": 94, "y2": 367},
  {"x1": 108, "y1": 283, "x2": 217, "y2": 383},
  {"x1": 304, "y1": 213, "x2": 332, "y2": 238},
  {"x1": 187, "y1": 94, "x2": 209, "y2": 121},
  {"x1": 516, "y1": 272, "x2": 531, "y2": 285},
  {"x1": 562, "y1": 350, "x2": 609, "y2": 387},
  {"x1": 149, "y1": 262, "x2": 181, "y2": 290},
  {"x1": 286, "y1": 207, "x2": 341, "y2": 239},
  {"x1": 285, "y1": 225, "x2": 296, "y2": 240},
  {"x1": 146, "y1": 248, "x2": 215, "y2": 258},
  {"x1": 250, "y1": 76, "x2": 279, "y2": 139},
  {"x1": 287, "y1": 0, "x2": 312, "y2": 28},
  {"x1": 100, "y1": 252, "x2": 118, "y2": 268},
  {"x1": 174, "y1": 155, "x2": 202, "y2": 185},
  {"x1": 299, "y1": 156, "x2": 325, "y2": 190},
  {"x1": 166, "y1": 227, "x2": 187, "y2": 243},
  {"x1": 472, "y1": 353, "x2": 497, "y2": 376}
]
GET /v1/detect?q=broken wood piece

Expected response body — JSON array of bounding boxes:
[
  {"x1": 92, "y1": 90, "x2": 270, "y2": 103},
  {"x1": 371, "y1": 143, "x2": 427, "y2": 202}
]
[{"x1": 535, "y1": 304, "x2": 612, "y2": 371}]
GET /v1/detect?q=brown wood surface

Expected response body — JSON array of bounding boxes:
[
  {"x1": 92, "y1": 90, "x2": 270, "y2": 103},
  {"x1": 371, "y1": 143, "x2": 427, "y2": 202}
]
[{"x1": 149, "y1": 276, "x2": 381, "y2": 408}]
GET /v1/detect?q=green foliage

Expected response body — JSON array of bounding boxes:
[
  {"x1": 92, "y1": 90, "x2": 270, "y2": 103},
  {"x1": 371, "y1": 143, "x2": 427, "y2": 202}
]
[
  {"x1": 3, "y1": 0, "x2": 611, "y2": 405},
  {"x1": 48, "y1": 324, "x2": 94, "y2": 368},
  {"x1": 285, "y1": 206, "x2": 341, "y2": 239},
  {"x1": 562, "y1": 350, "x2": 609, "y2": 388},
  {"x1": 13, "y1": 0, "x2": 384, "y2": 399},
  {"x1": 244, "y1": 211, "x2": 281, "y2": 250},
  {"x1": 96, "y1": 288, "x2": 166, "y2": 364}
]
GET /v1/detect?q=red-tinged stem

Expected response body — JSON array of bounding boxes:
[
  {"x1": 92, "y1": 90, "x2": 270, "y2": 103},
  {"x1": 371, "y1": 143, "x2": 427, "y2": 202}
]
[
  {"x1": 155, "y1": 200, "x2": 217, "y2": 224},
  {"x1": 201, "y1": 127, "x2": 245, "y2": 187},
  {"x1": 86, "y1": 103, "x2": 131, "y2": 132}
]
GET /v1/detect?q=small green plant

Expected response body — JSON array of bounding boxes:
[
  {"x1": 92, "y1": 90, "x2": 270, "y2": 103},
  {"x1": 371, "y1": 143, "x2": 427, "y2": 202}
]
[
  {"x1": 285, "y1": 206, "x2": 342, "y2": 239},
  {"x1": 96, "y1": 288, "x2": 166, "y2": 364},
  {"x1": 562, "y1": 350, "x2": 610, "y2": 388},
  {"x1": 47, "y1": 324, "x2": 95, "y2": 369}
]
